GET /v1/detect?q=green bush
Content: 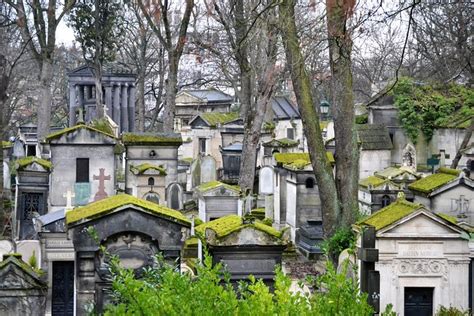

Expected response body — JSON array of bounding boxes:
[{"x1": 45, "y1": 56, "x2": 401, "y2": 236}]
[
  {"x1": 321, "y1": 227, "x2": 356, "y2": 263},
  {"x1": 103, "y1": 253, "x2": 372, "y2": 315},
  {"x1": 436, "y1": 306, "x2": 470, "y2": 316}
]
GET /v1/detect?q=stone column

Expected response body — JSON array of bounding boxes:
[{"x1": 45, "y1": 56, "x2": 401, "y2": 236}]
[
  {"x1": 69, "y1": 84, "x2": 77, "y2": 126},
  {"x1": 78, "y1": 85, "x2": 85, "y2": 112},
  {"x1": 105, "y1": 85, "x2": 113, "y2": 117},
  {"x1": 85, "y1": 85, "x2": 92, "y2": 100},
  {"x1": 113, "y1": 83, "x2": 121, "y2": 126},
  {"x1": 76, "y1": 251, "x2": 96, "y2": 316},
  {"x1": 128, "y1": 83, "x2": 136, "y2": 132},
  {"x1": 121, "y1": 83, "x2": 129, "y2": 132}
]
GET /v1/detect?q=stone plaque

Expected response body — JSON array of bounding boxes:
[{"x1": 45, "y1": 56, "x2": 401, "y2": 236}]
[
  {"x1": 397, "y1": 242, "x2": 443, "y2": 258},
  {"x1": 259, "y1": 167, "x2": 274, "y2": 195},
  {"x1": 200, "y1": 156, "x2": 217, "y2": 183}
]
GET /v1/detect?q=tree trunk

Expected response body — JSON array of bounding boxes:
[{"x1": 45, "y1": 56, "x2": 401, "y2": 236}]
[
  {"x1": 451, "y1": 119, "x2": 473, "y2": 169},
  {"x1": 37, "y1": 60, "x2": 54, "y2": 142},
  {"x1": 327, "y1": 0, "x2": 358, "y2": 228},
  {"x1": 137, "y1": 73, "x2": 146, "y2": 132},
  {"x1": 162, "y1": 55, "x2": 178, "y2": 132},
  {"x1": 93, "y1": 63, "x2": 104, "y2": 118},
  {"x1": 280, "y1": 0, "x2": 340, "y2": 237}
]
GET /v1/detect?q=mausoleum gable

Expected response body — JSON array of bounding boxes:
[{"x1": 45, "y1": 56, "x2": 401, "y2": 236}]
[
  {"x1": 130, "y1": 163, "x2": 167, "y2": 176},
  {"x1": 408, "y1": 167, "x2": 460, "y2": 194},
  {"x1": 66, "y1": 194, "x2": 190, "y2": 225},
  {"x1": 45, "y1": 123, "x2": 115, "y2": 142},
  {"x1": 122, "y1": 132, "x2": 183, "y2": 146},
  {"x1": 195, "y1": 180, "x2": 240, "y2": 193},
  {"x1": 359, "y1": 176, "x2": 388, "y2": 188},
  {"x1": 15, "y1": 156, "x2": 52, "y2": 171}
]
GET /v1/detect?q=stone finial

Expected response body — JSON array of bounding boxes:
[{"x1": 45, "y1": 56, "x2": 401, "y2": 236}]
[{"x1": 397, "y1": 191, "x2": 405, "y2": 200}]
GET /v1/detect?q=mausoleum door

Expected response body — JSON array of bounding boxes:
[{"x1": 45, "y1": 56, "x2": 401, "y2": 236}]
[
  {"x1": 404, "y1": 287, "x2": 433, "y2": 316},
  {"x1": 19, "y1": 192, "x2": 45, "y2": 239},
  {"x1": 52, "y1": 261, "x2": 74, "y2": 316}
]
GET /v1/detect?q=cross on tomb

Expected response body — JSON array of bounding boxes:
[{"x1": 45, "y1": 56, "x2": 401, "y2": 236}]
[
  {"x1": 452, "y1": 195, "x2": 470, "y2": 218},
  {"x1": 63, "y1": 190, "x2": 75, "y2": 211},
  {"x1": 93, "y1": 168, "x2": 111, "y2": 201},
  {"x1": 358, "y1": 226, "x2": 380, "y2": 313}
]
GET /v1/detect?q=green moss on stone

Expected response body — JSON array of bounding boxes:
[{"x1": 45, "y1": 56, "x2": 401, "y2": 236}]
[
  {"x1": 2, "y1": 141, "x2": 12, "y2": 148},
  {"x1": 200, "y1": 112, "x2": 239, "y2": 127},
  {"x1": 195, "y1": 180, "x2": 240, "y2": 193},
  {"x1": 408, "y1": 168, "x2": 459, "y2": 194},
  {"x1": 263, "y1": 121, "x2": 276, "y2": 131},
  {"x1": 130, "y1": 163, "x2": 167, "y2": 175},
  {"x1": 436, "y1": 212, "x2": 458, "y2": 224},
  {"x1": 90, "y1": 118, "x2": 114, "y2": 135},
  {"x1": 122, "y1": 133, "x2": 183, "y2": 145},
  {"x1": 16, "y1": 156, "x2": 52, "y2": 171},
  {"x1": 356, "y1": 198, "x2": 423, "y2": 231},
  {"x1": 195, "y1": 215, "x2": 283, "y2": 239},
  {"x1": 66, "y1": 194, "x2": 190, "y2": 225},
  {"x1": 251, "y1": 207, "x2": 265, "y2": 214},
  {"x1": 359, "y1": 176, "x2": 387, "y2": 188},
  {"x1": 274, "y1": 152, "x2": 334, "y2": 166},
  {"x1": 45, "y1": 123, "x2": 115, "y2": 141}
]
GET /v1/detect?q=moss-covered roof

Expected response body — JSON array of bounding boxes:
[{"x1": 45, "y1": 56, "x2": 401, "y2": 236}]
[
  {"x1": 199, "y1": 112, "x2": 240, "y2": 127},
  {"x1": 359, "y1": 176, "x2": 387, "y2": 188},
  {"x1": 195, "y1": 215, "x2": 282, "y2": 239},
  {"x1": 263, "y1": 138, "x2": 299, "y2": 148},
  {"x1": 274, "y1": 152, "x2": 335, "y2": 169},
  {"x1": 195, "y1": 180, "x2": 241, "y2": 193},
  {"x1": 2, "y1": 141, "x2": 12, "y2": 148},
  {"x1": 66, "y1": 194, "x2": 191, "y2": 225},
  {"x1": 0, "y1": 254, "x2": 45, "y2": 283},
  {"x1": 408, "y1": 168, "x2": 460, "y2": 194},
  {"x1": 375, "y1": 166, "x2": 418, "y2": 179},
  {"x1": 356, "y1": 198, "x2": 423, "y2": 231},
  {"x1": 130, "y1": 163, "x2": 167, "y2": 176},
  {"x1": 436, "y1": 212, "x2": 458, "y2": 224},
  {"x1": 16, "y1": 156, "x2": 52, "y2": 171},
  {"x1": 45, "y1": 123, "x2": 115, "y2": 141},
  {"x1": 122, "y1": 133, "x2": 183, "y2": 146}
]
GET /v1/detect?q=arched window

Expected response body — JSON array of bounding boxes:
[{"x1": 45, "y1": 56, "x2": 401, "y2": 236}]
[
  {"x1": 305, "y1": 177, "x2": 315, "y2": 189},
  {"x1": 148, "y1": 177, "x2": 155, "y2": 186},
  {"x1": 145, "y1": 192, "x2": 160, "y2": 204},
  {"x1": 381, "y1": 195, "x2": 391, "y2": 207}
]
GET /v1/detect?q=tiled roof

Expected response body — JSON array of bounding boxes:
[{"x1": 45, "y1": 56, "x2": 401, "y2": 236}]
[
  {"x1": 271, "y1": 97, "x2": 300, "y2": 120},
  {"x1": 186, "y1": 89, "x2": 233, "y2": 103}
]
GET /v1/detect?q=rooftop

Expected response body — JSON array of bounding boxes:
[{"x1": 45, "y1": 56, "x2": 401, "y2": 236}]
[
  {"x1": 198, "y1": 112, "x2": 240, "y2": 127},
  {"x1": 356, "y1": 124, "x2": 393, "y2": 150},
  {"x1": 262, "y1": 138, "x2": 299, "y2": 148},
  {"x1": 45, "y1": 123, "x2": 115, "y2": 142},
  {"x1": 359, "y1": 176, "x2": 388, "y2": 188},
  {"x1": 375, "y1": 166, "x2": 418, "y2": 179},
  {"x1": 130, "y1": 163, "x2": 167, "y2": 176},
  {"x1": 122, "y1": 133, "x2": 183, "y2": 146},
  {"x1": 408, "y1": 167, "x2": 460, "y2": 194},
  {"x1": 66, "y1": 194, "x2": 190, "y2": 225},
  {"x1": 2, "y1": 141, "x2": 12, "y2": 148},
  {"x1": 195, "y1": 215, "x2": 283, "y2": 239},
  {"x1": 16, "y1": 156, "x2": 52, "y2": 171},
  {"x1": 195, "y1": 180, "x2": 241, "y2": 193},
  {"x1": 273, "y1": 152, "x2": 335, "y2": 170},
  {"x1": 271, "y1": 96, "x2": 300, "y2": 120},
  {"x1": 183, "y1": 89, "x2": 233, "y2": 103}
]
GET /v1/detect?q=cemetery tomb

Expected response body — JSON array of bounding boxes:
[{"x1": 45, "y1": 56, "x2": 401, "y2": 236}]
[
  {"x1": 195, "y1": 181, "x2": 241, "y2": 222},
  {"x1": 355, "y1": 194, "x2": 470, "y2": 314}
]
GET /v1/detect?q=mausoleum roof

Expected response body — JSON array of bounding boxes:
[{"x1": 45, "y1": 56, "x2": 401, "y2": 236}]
[
  {"x1": 274, "y1": 152, "x2": 335, "y2": 170},
  {"x1": 45, "y1": 123, "x2": 115, "y2": 142},
  {"x1": 190, "y1": 112, "x2": 240, "y2": 127},
  {"x1": 375, "y1": 166, "x2": 418, "y2": 179},
  {"x1": 122, "y1": 133, "x2": 183, "y2": 146},
  {"x1": 130, "y1": 163, "x2": 167, "y2": 176},
  {"x1": 66, "y1": 194, "x2": 191, "y2": 225},
  {"x1": 356, "y1": 124, "x2": 393, "y2": 150},
  {"x1": 184, "y1": 89, "x2": 233, "y2": 103},
  {"x1": 408, "y1": 167, "x2": 460, "y2": 194},
  {"x1": 2, "y1": 141, "x2": 12, "y2": 148},
  {"x1": 195, "y1": 180, "x2": 240, "y2": 193},
  {"x1": 263, "y1": 138, "x2": 299, "y2": 148},
  {"x1": 15, "y1": 156, "x2": 52, "y2": 171},
  {"x1": 359, "y1": 176, "x2": 388, "y2": 188},
  {"x1": 195, "y1": 215, "x2": 283, "y2": 239},
  {"x1": 356, "y1": 196, "x2": 424, "y2": 231}
]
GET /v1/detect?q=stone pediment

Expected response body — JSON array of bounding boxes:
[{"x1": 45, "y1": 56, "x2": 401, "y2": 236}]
[
  {"x1": 195, "y1": 181, "x2": 241, "y2": 197},
  {"x1": 46, "y1": 124, "x2": 116, "y2": 145},
  {"x1": 377, "y1": 210, "x2": 465, "y2": 238},
  {"x1": 176, "y1": 91, "x2": 205, "y2": 105},
  {"x1": 0, "y1": 256, "x2": 46, "y2": 290}
]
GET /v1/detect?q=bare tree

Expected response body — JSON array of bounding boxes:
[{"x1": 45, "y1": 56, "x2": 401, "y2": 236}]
[
  {"x1": 138, "y1": 0, "x2": 195, "y2": 132},
  {"x1": 5, "y1": 0, "x2": 76, "y2": 142}
]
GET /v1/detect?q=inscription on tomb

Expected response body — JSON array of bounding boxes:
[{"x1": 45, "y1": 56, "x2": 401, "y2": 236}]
[{"x1": 398, "y1": 242, "x2": 443, "y2": 258}]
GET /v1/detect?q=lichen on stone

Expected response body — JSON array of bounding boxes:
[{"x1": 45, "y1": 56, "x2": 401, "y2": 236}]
[
  {"x1": 195, "y1": 180, "x2": 240, "y2": 193},
  {"x1": 45, "y1": 123, "x2": 115, "y2": 141},
  {"x1": 2, "y1": 141, "x2": 12, "y2": 148},
  {"x1": 359, "y1": 176, "x2": 387, "y2": 188},
  {"x1": 16, "y1": 156, "x2": 52, "y2": 171},
  {"x1": 408, "y1": 168, "x2": 460, "y2": 194},
  {"x1": 122, "y1": 133, "x2": 183, "y2": 145},
  {"x1": 66, "y1": 194, "x2": 190, "y2": 225},
  {"x1": 130, "y1": 163, "x2": 167, "y2": 175},
  {"x1": 200, "y1": 112, "x2": 239, "y2": 127}
]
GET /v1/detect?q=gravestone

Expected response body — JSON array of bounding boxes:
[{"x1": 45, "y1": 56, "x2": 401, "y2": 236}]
[
  {"x1": 259, "y1": 167, "x2": 274, "y2": 195},
  {"x1": 191, "y1": 157, "x2": 201, "y2": 188},
  {"x1": 200, "y1": 156, "x2": 217, "y2": 184},
  {"x1": 168, "y1": 183, "x2": 183, "y2": 210}
]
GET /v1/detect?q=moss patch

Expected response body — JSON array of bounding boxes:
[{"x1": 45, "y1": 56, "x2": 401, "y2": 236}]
[
  {"x1": 45, "y1": 123, "x2": 115, "y2": 141},
  {"x1": 375, "y1": 166, "x2": 417, "y2": 179},
  {"x1": 263, "y1": 138, "x2": 299, "y2": 148},
  {"x1": 66, "y1": 194, "x2": 190, "y2": 225},
  {"x1": 195, "y1": 180, "x2": 240, "y2": 193},
  {"x1": 90, "y1": 118, "x2": 114, "y2": 135},
  {"x1": 195, "y1": 215, "x2": 282, "y2": 239},
  {"x1": 2, "y1": 141, "x2": 12, "y2": 148},
  {"x1": 274, "y1": 152, "x2": 335, "y2": 169},
  {"x1": 408, "y1": 168, "x2": 459, "y2": 194},
  {"x1": 130, "y1": 163, "x2": 167, "y2": 175},
  {"x1": 122, "y1": 133, "x2": 183, "y2": 145},
  {"x1": 436, "y1": 212, "x2": 458, "y2": 224},
  {"x1": 16, "y1": 156, "x2": 52, "y2": 171},
  {"x1": 356, "y1": 198, "x2": 423, "y2": 230},
  {"x1": 359, "y1": 176, "x2": 387, "y2": 188},
  {"x1": 200, "y1": 112, "x2": 239, "y2": 127}
]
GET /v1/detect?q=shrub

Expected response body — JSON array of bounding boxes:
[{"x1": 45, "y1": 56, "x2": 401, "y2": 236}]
[{"x1": 436, "y1": 306, "x2": 470, "y2": 316}]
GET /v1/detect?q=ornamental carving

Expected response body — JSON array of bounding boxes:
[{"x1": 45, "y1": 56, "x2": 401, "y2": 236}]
[{"x1": 395, "y1": 259, "x2": 448, "y2": 282}]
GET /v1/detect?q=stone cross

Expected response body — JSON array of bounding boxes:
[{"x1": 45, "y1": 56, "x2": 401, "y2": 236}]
[
  {"x1": 358, "y1": 226, "x2": 380, "y2": 313},
  {"x1": 452, "y1": 195, "x2": 470, "y2": 218},
  {"x1": 93, "y1": 168, "x2": 111, "y2": 201},
  {"x1": 63, "y1": 190, "x2": 75, "y2": 211}
]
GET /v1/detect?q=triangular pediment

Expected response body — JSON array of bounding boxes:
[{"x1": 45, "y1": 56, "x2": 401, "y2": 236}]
[
  {"x1": 378, "y1": 210, "x2": 464, "y2": 237},
  {"x1": 46, "y1": 125, "x2": 116, "y2": 145},
  {"x1": 176, "y1": 91, "x2": 205, "y2": 104}
]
